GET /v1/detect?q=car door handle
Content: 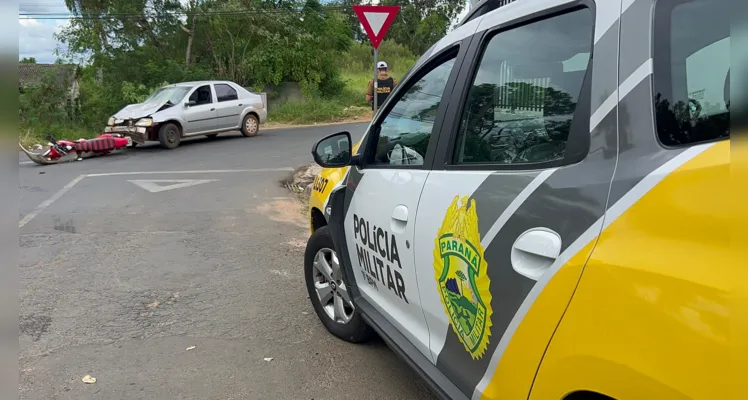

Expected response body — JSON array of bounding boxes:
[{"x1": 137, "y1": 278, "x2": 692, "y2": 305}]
[
  {"x1": 210, "y1": 108, "x2": 215, "y2": 111},
  {"x1": 510, "y1": 228, "x2": 562, "y2": 281},
  {"x1": 390, "y1": 205, "x2": 408, "y2": 233},
  {"x1": 238, "y1": 104, "x2": 243, "y2": 106}
]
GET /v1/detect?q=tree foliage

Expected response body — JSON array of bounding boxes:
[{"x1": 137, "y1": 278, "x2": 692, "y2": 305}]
[
  {"x1": 56, "y1": 0, "x2": 353, "y2": 94},
  {"x1": 380, "y1": 0, "x2": 465, "y2": 55},
  {"x1": 21, "y1": 0, "x2": 462, "y2": 139}
]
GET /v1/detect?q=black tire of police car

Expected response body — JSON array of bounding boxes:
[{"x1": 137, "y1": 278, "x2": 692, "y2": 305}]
[{"x1": 304, "y1": 225, "x2": 374, "y2": 343}]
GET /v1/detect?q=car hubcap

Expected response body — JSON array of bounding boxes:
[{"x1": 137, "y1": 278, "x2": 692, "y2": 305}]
[
  {"x1": 245, "y1": 118, "x2": 257, "y2": 133},
  {"x1": 313, "y1": 248, "x2": 354, "y2": 324},
  {"x1": 168, "y1": 129, "x2": 178, "y2": 143}
]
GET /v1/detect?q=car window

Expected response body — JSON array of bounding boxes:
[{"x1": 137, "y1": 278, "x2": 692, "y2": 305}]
[
  {"x1": 371, "y1": 56, "x2": 457, "y2": 166},
  {"x1": 215, "y1": 84, "x2": 239, "y2": 102},
  {"x1": 189, "y1": 85, "x2": 213, "y2": 105},
  {"x1": 654, "y1": 0, "x2": 730, "y2": 146},
  {"x1": 453, "y1": 8, "x2": 594, "y2": 166},
  {"x1": 144, "y1": 86, "x2": 190, "y2": 105}
]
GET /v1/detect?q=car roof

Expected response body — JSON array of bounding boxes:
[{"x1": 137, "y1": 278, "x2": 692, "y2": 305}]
[
  {"x1": 165, "y1": 80, "x2": 239, "y2": 88},
  {"x1": 457, "y1": 0, "x2": 518, "y2": 27}
]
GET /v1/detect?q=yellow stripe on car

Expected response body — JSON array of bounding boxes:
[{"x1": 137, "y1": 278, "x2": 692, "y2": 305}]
[
  {"x1": 308, "y1": 140, "x2": 362, "y2": 234},
  {"x1": 528, "y1": 140, "x2": 731, "y2": 399}
]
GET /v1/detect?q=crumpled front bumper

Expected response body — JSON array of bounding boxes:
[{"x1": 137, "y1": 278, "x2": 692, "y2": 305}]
[{"x1": 104, "y1": 125, "x2": 148, "y2": 144}]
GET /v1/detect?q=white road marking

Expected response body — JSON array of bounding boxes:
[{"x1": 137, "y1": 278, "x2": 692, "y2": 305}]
[
  {"x1": 85, "y1": 168, "x2": 292, "y2": 177},
  {"x1": 128, "y1": 179, "x2": 220, "y2": 193},
  {"x1": 18, "y1": 175, "x2": 85, "y2": 228},
  {"x1": 19, "y1": 161, "x2": 34, "y2": 165},
  {"x1": 19, "y1": 167, "x2": 294, "y2": 228}
]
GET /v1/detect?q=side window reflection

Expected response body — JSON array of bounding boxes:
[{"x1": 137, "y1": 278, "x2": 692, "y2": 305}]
[
  {"x1": 372, "y1": 57, "x2": 457, "y2": 166},
  {"x1": 454, "y1": 9, "x2": 594, "y2": 166}
]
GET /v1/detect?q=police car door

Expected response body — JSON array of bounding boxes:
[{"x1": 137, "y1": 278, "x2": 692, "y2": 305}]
[
  {"x1": 413, "y1": 1, "x2": 621, "y2": 398},
  {"x1": 342, "y1": 45, "x2": 468, "y2": 359}
]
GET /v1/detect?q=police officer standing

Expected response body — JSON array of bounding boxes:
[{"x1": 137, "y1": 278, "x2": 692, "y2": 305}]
[{"x1": 366, "y1": 61, "x2": 398, "y2": 111}]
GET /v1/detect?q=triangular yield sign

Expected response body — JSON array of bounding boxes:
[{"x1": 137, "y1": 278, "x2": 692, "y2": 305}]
[
  {"x1": 352, "y1": 5, "x2": 400, "y2": 50},
  {"x1": 127, "y1": 179, "x2": 220, "y2": 193}
]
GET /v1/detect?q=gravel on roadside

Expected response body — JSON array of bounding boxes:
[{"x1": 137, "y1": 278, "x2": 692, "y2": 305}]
[{"x1": 280, "y1": 163, "x2": 322, "y2": 213}]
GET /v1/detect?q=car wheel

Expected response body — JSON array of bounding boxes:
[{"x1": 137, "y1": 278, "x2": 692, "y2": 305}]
[
  {"x1": 240, "y1": 114, "x2": 259, "y2": 137},
  {"x1": 158, "y1": 123, "x2": 181, "y2": 149},
  {"x1": 305, "y1": 226, "x2": 374, "y2": 343},
  {"x1": 206, "y1": 134, "x2": 219, "y2": 140}
]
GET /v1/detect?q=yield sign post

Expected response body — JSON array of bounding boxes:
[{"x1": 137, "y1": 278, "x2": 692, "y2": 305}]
[{"x1": 353, "y1": 5, "x2": 400, "y2": 113}]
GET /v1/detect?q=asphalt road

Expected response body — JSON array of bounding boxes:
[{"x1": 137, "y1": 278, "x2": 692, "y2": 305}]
[{"x1": 19, "y1": 124, "x2": 437, "y2": 400}]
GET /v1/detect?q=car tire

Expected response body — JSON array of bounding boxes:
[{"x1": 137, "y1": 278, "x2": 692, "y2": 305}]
[
  {"x1": 240, "y1": 114, "x2": 259, "y2": 137},
  {"x1": 158, "y1": 123, "x2": 181, "y2": 149},
  {"x1": 305, "y1": 226, "x2": 374, "y2": 344}
]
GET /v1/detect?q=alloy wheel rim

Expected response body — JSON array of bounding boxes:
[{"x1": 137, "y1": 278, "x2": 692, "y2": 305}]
[
  {"x1": 246, "y1": 118, "x2": 257, "y2": 134},
  {"x1": 312, "y1": 248, "x2": 354, "y2": 324}
]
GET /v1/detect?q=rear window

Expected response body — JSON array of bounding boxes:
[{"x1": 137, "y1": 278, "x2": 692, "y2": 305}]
[{"x1": 653, "y1": 0, "x2": 730, "y2": 147}]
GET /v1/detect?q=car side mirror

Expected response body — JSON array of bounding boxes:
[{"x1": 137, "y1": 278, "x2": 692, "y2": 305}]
[
  {"x1": 186, "y1": 100, "x2": 196, "y2": 107},
  {"x1": 311, "y1": 131, "x2": 354, "y2": 168}
]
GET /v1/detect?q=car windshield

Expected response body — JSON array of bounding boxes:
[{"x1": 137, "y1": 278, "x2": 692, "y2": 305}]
[{"x1": 143, "y1": 86, "x2": 191, "y2": 105}]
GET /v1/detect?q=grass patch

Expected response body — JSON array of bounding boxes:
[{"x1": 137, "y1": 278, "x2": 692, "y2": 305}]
[
  {"x1": 266, "y1": 70, "x2": 403, "y2": 125},
  {"x1": 268, "y1": 100, "x2": 371, "y2": 125},
  {"x1": 19, "y1": 126, "x2": 101, "y2": 148}
]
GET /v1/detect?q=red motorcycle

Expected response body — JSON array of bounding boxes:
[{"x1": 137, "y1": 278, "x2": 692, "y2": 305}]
[{"x1": 19, "y1": 133, "x2": 132, "y2": 165}]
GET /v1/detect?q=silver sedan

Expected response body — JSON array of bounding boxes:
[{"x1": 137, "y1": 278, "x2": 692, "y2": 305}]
[{"x1": 105, "y1": 80, "x2": 267, "y2": 149}]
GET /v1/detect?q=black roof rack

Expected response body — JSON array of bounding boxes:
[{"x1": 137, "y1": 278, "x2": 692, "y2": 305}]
[{"x1": 457, "y1": 0, "x2": 519, "y2": 28}]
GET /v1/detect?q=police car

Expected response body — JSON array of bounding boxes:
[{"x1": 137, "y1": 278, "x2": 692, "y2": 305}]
[{"x1": 303, "y1": 0, "x2": 733, "y2": 398}]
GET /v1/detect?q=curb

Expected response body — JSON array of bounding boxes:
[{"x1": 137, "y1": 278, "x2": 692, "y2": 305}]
[
  {"x1": 263, "y1": 119, "x2": 371, "y2": 131},
  {"x1": 283, "y1": 182, "x2": 306, "y2": 193}
]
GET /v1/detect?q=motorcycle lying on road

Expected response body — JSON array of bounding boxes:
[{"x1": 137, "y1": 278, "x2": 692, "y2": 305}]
[{"x1": 19, "y1": 133, "x2": 132, "y2": 165}]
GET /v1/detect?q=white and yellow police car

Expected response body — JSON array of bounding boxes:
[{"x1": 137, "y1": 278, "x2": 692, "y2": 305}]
[{"x1": 303, "y1": 0, "x2": 734, "y2": 398}]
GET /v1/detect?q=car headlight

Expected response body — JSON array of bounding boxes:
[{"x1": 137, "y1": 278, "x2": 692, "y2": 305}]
[
  {"x1": 107, "y1": 117, "x2": 115, "y2": 126},
  {"x1": 135, "y1": 118, "x2": 153, "y2": 127}
]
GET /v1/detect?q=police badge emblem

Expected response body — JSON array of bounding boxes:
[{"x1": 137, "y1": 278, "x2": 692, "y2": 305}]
[{"x1": 433, "y1": 195, "x2": 493, "y2": 360}]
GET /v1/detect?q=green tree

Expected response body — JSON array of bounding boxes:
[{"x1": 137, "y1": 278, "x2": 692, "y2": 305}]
[
  {"x1": 380, "y1": 0, "x2": 465, "y2": 55},
  {"x1": 20, "y1": 57, "x2": 37, "y2": 64}
]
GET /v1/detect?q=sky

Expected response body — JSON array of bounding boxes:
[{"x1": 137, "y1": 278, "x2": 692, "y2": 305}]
[
  {"x1": 19, "y1": 0, "x2": 70, "y2": 63},
  {"x1": 18, "y1": 0, "x2": 471, "y2": 64}
]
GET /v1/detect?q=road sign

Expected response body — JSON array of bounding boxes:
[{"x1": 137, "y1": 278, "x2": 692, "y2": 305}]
[
  {"x1": 128, "y1": 179, "x2": 220, "y2": 193},
  {"x1": 352, "y1": 5, "x2": 400, "y2": 50},
  {"x1": 353, "y1": 5, "x2": 400, "y2": 114}
]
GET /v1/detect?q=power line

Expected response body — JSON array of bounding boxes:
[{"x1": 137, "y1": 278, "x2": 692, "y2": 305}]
[{"x1": 20, "y1": 8, "x2": 355, "y2": 20}]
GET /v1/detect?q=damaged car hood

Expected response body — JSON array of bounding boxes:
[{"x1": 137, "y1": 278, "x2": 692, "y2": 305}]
[{"x1": 113, "y1": 100, "x2": 173, "y2": 120}]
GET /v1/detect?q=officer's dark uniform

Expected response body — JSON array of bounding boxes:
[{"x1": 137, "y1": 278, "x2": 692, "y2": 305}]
[{"x1": 367, "y1": 72, "x2": 398, "y2": 110}]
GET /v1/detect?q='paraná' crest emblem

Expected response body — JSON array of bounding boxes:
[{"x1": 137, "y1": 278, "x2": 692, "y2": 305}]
[{"x1": 433, "y1": 195, "x2": 493, "y2": 360}]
